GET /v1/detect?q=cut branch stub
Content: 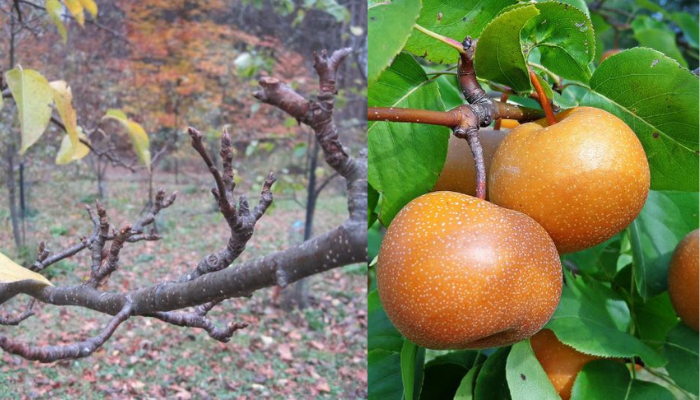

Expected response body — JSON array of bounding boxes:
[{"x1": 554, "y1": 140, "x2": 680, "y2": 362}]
[
  {"x1": 253, "y1": 78, "x2": 309, "y2": 121},
  {"x1": 313, "y1": 47, "x2": 352, "y2": 94}
]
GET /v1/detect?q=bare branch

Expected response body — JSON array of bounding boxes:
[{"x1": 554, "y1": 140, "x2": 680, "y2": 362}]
[
  {"x1": 0, "y1": 300, "x2": 133, "y2": 363},
  {"x1": 0, "y1": 299, "x2": 35, "y2": 326}
]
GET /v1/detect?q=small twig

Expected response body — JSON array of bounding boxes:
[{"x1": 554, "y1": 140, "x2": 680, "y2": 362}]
[
  {"x1": 149, "y1": 302, "x2": 248, "y2": 343},
  {"x1": 0, "y1": 299, "x2": 35, "y2": 326}
]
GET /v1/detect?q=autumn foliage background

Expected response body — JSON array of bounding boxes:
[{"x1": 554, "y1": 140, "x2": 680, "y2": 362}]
[{"x1": 0, "y1": 0, "x2": 367, "y2": 398}]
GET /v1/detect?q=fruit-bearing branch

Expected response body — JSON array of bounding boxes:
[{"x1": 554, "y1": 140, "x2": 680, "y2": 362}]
[
  {"x1": 368, "y1": 37, "x2": 545, "y2": 199},
  {"x1": 0, "y1": 48, "x2": 366, "y2": 363}
]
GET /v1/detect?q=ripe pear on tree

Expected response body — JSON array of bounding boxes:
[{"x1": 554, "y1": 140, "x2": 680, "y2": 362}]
[
  {"x1": 668, "y1": 229, "x2": 699, "y2": 331},
  {"x1": 530, "y1": 329, "x2": 600, "y2": 400},
  {"x1": 377, "y1": 191, "x2": 562, "y2": 349},
  {"x1": 489, "y1": 107, "x2": 650, "y2": 254},
  {"x1": 433, "y1": 129, "x2": 507, "y2": 197}
]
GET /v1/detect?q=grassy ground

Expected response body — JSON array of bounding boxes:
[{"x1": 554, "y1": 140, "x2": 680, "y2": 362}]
[{"x1": 0, "y1": 171, "x2": 367, "y2": 399}]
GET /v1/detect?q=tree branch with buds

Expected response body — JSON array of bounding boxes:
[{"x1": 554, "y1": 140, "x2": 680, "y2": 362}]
[{"x1": 0, "y1": 48, "x2": 367, "y2": 363}]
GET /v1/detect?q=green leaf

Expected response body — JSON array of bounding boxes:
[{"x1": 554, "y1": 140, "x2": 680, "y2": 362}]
[
  {"x1": 367, "y1": 0, "x2": 422, "y2": 84},
  {"x1": 474, "y1": 347, "x2": 511, "y2": 400},
  {"x1": 505, "y1": 340, "x2": 559, "y2": 400},
  {"x1": 634, "y1": 292, "x2": 679, "y2": 351},
  {"x1": 538, "y1": 0, "x2": 589, "y2": 17},
  {"x1": 400, "y1": 340, "x2": 425, "y2": 400},
  {"x1": 632, "y1": 16, "x2": 688, "y2": 68},
  {"x1": 5, "y1": 67, "x2": 54, "y2": 154},
  {"x1": 474, "y1": 5, "x2": 540, "y2": 95},
  {"x1": 420, "y1": 351, "x2": 484, "y2": 400},
  {"x1": 671, "y1": 12, "x2": 699, "y2": 49},
  {"x1": 590, "y1": 11, "x2": 612, "y2": 61},
  {"x1": 453, "y1": 363, "x2": 482, "y2": 400},
  {"x1": 629, "y1": 191, "x2": 699, "y2": 298},
  {"x1": 368, "y1": 290, "x2": 404, "y2": 353},
  {"x1": 368, "y1": 53, "x2": 450, "y2": 226},
  {"x1": 102, "y1": 109, "x2": 151, "y2": 171},
  {"x1": 664, "y1": 323, "x2": 699, "y2": 395},
  {"x1": 435, "y1": 74, "x2": 464, "y2": 110},
  {"x1": 571, "y1": 360, "x2": 675, "y2": 400},
  {"x1": 563, "y1": 235, "x2": 622, "y2": 281},
  {"x1": 634, "y1": 0, "x2": 667, "y2": 16},
  {"x1": 368, "y1": 181, "x2": 379, "y2": 227},
  {"x1": 521, "y1": 2, "x2": 595, "y2": 84},
  {"x1": 369, "y1": 349, "x2": 403, "y2": 400},
  {"x1": 546, "y1": 272, "x2": 667, "y2": 368},
  {"x1": 404, "y1": 0, "x2": 516, "y2": 64},
  {"x1": 580, "y1": 48, "x2": 699, "y2": 191},
  {"x1": 46, "y1": 0, "x2": 68, "y2": 43}
]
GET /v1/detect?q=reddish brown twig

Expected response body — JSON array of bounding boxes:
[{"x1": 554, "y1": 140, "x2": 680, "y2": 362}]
[{"x1": 529, "y1": 68, "x2": 556, "y2": 126}]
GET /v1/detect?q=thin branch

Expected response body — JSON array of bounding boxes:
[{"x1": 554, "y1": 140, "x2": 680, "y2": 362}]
[
  {"x1": 0, "y1": 299, "x2": 35, "y2": 326},
  {"x1": 0, "y1": 300, "x2": 133, "y2": 363}
]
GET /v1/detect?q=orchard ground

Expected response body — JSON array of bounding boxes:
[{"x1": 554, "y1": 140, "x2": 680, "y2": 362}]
[{"x1": 0, "y1": 168, "x2": 367, "y2": 399}]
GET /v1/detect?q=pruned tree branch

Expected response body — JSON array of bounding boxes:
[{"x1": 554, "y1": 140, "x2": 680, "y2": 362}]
[{"x1": 0, "y1": 47, "x2": 366, "y2": 363}]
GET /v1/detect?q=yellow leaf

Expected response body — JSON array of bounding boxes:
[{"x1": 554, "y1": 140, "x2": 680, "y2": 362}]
[
  {"x1": 0, "y1": 251, "x2": 52, "y2": 286},
  {"x1": 78, "y1": 0, "x2": 97, "y2": 18},
  {"x1": 5, "y1": 66, "x2": 54, "y2": 154},
  {"x1": 62, "y1": 0, "x2": 84, "y2": 26},
  {"x1": 56, "y1": 130, "x2": 90, "y2": 164},
  {"x1": 102, "y1": 109, "x2": 151, "y2": 171},
  {"x1": 46, "y1": 0, "x2": 67, "y2": 43},
  {"x1": 50, "y1": 80, "x2": 79, "y2": 158}
]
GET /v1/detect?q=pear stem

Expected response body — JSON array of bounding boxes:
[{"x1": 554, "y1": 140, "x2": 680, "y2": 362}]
[{"x1": 529, "y1": 68, "x2": 557, "y2": 126}]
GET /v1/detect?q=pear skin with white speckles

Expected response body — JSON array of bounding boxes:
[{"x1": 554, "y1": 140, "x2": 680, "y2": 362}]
[
  {"x1": 488, "y1": 107, "x2": 650, "y2": 254},
  {"x1": 668, "y1": 229, "x2": 699, "y2": 331},
  {"x1": 531, "y1": 329, "x2": 599, "y2": 400},
  {"x1": 377, "y1": 191, "x2": 562, "y2": 350},
  {"x1": 432, "y1": 130, "x2": 507, "y2": 197}
]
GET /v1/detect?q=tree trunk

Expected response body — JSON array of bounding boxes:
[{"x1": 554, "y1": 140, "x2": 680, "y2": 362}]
[
  {"x1": 280, "y1": 140, "x2": 320, "y2": 311},
  {"x1": 5, "y1": 144, "x2": 23, "y2": 253}
]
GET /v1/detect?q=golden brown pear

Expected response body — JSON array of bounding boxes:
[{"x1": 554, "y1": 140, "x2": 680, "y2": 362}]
[
  {"x1": 500, "y1": 119, "x2": 520, "y2": 129},
  {"x1": 668, "y1": 229, "x2": 699, "y2": 331},
  {"x1": 488, "y1": 107, "x2": 650, "y2": 254},
  {"x1": 432, "y1": 129, "x2": 507, "y2": 196},
  {"x1": 531, "y1": 329, "x2": 599, "y2": 400},
  {"x1": 377, "y1": 191, "x2": 562, "y2": 349}
]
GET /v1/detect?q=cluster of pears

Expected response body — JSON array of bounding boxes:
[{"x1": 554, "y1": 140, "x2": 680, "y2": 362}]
[{"x1": 377, "y1": 107, "x2": 658, "y2": 397}]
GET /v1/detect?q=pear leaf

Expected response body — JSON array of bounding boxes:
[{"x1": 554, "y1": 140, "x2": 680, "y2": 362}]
[{"x1": 0, "y1": 251, "x2": 52, "y2": 286}]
